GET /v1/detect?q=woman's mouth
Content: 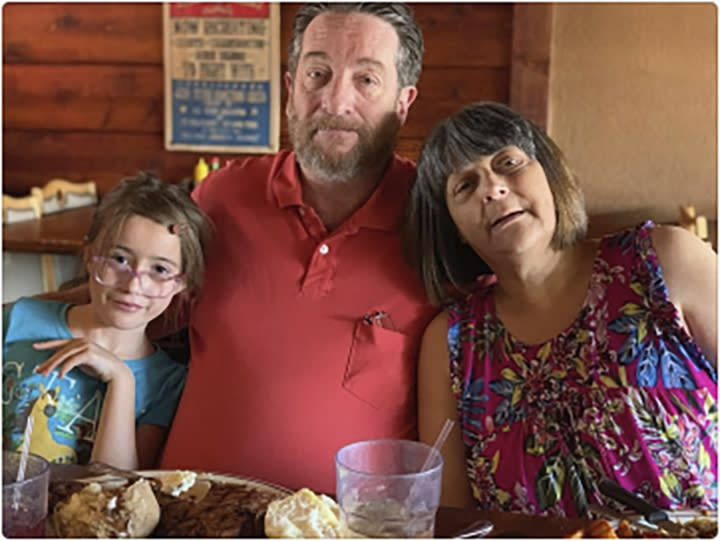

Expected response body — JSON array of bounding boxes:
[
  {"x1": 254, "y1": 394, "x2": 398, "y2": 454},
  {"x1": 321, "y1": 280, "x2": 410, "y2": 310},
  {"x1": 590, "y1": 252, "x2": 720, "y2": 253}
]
[{"x1": 491, "y1": 210, "x2": 525, "y2": 229}]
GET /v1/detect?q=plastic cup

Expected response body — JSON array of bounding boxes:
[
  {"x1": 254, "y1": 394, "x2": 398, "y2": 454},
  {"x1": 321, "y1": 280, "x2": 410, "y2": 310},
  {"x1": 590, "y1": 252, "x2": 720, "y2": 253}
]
[
  {"x1": 2, "y1": 450, "x2": 50, "y2": 538},
  {"x1": 335, "y1": 439, "x2": 443, "y2": 538}
]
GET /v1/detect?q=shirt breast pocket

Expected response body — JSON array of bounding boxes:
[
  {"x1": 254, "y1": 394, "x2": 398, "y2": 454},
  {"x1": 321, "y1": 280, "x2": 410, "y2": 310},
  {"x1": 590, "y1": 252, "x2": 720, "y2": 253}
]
[{"x1": 342, "y1": 318, "x2": 415, "y2": 410}]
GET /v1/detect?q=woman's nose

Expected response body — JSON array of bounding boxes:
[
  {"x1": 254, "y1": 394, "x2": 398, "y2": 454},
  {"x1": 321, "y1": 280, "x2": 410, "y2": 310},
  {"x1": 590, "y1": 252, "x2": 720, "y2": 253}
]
[{"x1": 481, "y1": 176, "x2": 509, "y2": 203}]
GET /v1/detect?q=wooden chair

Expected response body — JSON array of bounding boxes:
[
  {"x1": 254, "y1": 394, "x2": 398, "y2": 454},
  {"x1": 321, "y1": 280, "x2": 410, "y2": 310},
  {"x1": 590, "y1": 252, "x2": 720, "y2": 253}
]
[
  {"x1": 679, "y1": 204, "x2": 710, "y2": 243},
  {"x1": 2, "y1": 188, "x2": 43, "y2": 223},
  {"x1": 38, "y1": 179, "x2": 97, "y2": 215},
  {"x1": 3, "y1": 180, "x2": 96, "y2": 297},
  {"x1": 36, "y1": 180, "x2": 97, "y2": 293}
]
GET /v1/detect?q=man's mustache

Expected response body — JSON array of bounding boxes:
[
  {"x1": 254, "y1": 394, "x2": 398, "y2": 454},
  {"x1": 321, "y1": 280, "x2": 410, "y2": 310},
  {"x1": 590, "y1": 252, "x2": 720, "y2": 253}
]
[{"x1": 307, "y1": 115, "x2": 363, "y2": 134}]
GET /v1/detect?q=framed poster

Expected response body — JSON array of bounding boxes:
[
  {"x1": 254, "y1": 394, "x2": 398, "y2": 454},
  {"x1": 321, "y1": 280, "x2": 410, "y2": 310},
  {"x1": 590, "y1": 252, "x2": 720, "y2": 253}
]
[{"x1": 163, "y1": 3, "x2": 281, "y2": 153}]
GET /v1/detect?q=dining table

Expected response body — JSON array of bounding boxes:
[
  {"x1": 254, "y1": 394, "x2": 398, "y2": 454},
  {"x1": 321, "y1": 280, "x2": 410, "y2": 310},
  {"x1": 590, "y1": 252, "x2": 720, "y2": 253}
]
[{"x1": 434, "y1": 506, "x2": 591, "y2": 538}]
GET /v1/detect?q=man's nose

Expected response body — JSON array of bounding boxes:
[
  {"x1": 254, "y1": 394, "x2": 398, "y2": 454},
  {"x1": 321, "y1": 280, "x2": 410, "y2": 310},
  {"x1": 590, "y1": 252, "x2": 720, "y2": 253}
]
[
  {"x1": 480, "y1": 174, "x2": 509, "y2": 203},
  {"x1": 320, "y1": 73, "x2": 356, "y2": 116}
]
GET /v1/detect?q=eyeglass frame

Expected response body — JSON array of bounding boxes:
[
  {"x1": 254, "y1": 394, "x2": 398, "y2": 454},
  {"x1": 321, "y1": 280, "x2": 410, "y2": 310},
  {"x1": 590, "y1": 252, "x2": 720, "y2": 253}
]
[{"x1": 90, "y1": 255, "x2": 185, "y2": 298}]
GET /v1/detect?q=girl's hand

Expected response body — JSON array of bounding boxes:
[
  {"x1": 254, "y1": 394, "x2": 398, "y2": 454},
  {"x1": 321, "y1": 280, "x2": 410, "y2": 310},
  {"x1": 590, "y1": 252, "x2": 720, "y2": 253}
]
[{"x1": 33, "y1": 338, "x2": 132, "y2": 383}]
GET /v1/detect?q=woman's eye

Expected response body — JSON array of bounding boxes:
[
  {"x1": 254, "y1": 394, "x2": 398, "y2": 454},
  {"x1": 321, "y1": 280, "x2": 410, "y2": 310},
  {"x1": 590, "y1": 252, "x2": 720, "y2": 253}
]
[
  {"x1": 110, "y1": 254, "x2": 129, "y2": 266},
  {"x1": 455, "y1": 181, "x2": 470, "y2": 195},
  {"x1": 503, "y1": 156, "x2": 523, "y2": 168}
]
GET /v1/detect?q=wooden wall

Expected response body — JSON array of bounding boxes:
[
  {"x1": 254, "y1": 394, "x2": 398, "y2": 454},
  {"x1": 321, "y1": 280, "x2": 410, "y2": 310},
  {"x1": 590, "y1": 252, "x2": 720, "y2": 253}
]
[{"x1": 3, "y1": 3, "x2": 527, "y2": 197}]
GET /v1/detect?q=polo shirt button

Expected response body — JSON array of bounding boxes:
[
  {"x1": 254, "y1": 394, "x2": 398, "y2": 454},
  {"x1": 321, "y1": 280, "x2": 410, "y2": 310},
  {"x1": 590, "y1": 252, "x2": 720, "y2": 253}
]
[
  {"x1": 298, "y1": 208, "x2": 305, "y2": 216},
  {"x1": 319, "y1": 243, "x2": 330, "y2": 255}
]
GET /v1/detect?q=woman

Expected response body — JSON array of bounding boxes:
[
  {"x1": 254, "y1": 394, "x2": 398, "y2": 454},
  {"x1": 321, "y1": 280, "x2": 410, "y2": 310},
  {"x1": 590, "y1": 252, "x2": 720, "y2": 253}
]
[{"x1": 405, "y1": 102, "x2": 717, "y2": 516}]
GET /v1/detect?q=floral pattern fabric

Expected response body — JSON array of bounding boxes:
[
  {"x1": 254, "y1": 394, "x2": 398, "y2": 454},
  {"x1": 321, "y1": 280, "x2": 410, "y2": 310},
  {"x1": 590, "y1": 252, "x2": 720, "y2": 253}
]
[{"x1": 447, "y1": 221, "x2": 717, "y2": 517}]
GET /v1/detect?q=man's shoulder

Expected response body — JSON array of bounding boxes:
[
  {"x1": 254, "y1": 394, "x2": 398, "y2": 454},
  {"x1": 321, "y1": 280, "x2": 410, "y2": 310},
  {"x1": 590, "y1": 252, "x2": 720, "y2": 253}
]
[
  {"x1": 203, "y1": 150, "x2": 294, "y2": 185},
  {"x1": 192, "y1": 150, "x2": 294, "y2": 203},
  {"x1": 391, "y1": 153, "x2": 417, "y2": 180}
]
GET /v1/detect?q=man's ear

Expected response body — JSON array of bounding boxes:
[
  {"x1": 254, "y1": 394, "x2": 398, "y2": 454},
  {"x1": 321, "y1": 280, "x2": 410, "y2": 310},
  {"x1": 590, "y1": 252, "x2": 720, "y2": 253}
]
[
  {"x1": 396, "y1": 85, "x2": 418, "y2": 125},
  {"x1": 284, "y1": 71, "x2": 294, "y2": 117}
]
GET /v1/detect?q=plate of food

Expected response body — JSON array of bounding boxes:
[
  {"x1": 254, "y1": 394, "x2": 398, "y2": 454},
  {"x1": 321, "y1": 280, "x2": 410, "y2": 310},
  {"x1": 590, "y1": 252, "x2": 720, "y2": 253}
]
[
  {"x1": 49, "y1": 468, "x2": 292, "y2": 538},
  {"x1": 569, "y1": 509, "x2": 718, "y2": 538}
]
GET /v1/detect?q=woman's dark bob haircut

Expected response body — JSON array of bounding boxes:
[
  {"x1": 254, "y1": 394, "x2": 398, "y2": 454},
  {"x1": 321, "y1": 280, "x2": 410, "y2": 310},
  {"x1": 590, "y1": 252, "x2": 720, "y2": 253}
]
[{"x1": 405, "y1": 101, "x2": 587, "y2": 306}]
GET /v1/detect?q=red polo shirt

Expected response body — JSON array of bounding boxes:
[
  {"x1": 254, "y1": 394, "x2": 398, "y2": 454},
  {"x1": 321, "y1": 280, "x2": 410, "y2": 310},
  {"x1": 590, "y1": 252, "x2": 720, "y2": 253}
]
[{"x1": 160, "y1": 150, "x2": 437, "y2": 493}]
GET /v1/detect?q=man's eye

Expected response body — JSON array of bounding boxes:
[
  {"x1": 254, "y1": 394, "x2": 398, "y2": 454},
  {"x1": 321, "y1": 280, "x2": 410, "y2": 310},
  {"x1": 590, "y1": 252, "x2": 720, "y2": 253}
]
[
  {"x1": 306, "y1": 69, "x2": 328, "y2": 82},
  {"x1": 358, "y1": 75, "x2": 378, "y2": 86}
]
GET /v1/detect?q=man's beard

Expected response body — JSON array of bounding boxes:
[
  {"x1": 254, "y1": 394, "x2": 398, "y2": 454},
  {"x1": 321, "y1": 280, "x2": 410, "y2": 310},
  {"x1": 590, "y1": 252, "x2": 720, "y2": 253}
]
[{"x1": 288, "y1": 108, "x2": 402, "y2": 183}]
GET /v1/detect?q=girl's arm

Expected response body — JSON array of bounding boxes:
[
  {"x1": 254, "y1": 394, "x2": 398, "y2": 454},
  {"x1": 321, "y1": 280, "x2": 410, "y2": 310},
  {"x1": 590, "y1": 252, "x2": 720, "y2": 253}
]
[
  {"x1": 34, "y1": 338, "x2": 139, "y2": 469},
  {"x1": 651, "y1": 225, "x2": 717, "y2": 366},
  {"x1": 91, "y1": 366, "x2": 138, "y2": 469},
  {"x1": 417, "y1": 311, "x2": 476, "y2": 508}
]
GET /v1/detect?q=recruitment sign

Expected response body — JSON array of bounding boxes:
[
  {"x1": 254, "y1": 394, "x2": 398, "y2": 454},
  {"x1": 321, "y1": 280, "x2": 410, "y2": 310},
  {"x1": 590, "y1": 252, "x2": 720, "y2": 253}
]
[{"x1": 163, "y1": 3, "x2": 280, "y2": 153}]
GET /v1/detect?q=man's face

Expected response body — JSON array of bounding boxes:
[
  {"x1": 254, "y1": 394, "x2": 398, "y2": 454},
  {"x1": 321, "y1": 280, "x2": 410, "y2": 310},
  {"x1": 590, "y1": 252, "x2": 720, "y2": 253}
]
[{"x1": 285, "y1": 11, "x2": 417, "y2": 181}]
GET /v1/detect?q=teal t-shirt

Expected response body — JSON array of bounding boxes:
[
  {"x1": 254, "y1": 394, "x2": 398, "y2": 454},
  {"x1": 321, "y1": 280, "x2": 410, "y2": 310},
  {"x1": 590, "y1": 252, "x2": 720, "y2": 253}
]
[{"x1": 2, "y1": 297, "x2": 187, "y2": 464}]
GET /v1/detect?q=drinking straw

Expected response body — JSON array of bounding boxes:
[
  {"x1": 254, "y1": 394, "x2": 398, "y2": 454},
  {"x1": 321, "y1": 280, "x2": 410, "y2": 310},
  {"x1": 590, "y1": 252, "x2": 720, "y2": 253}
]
[
  {"x1": 13, "y1": 415, "x2": 34, "y2": 507},
  {"x1": 16, "y1": 415, "x2": 34, "y2": 484},
  {"x1": 420, "y1": 419, "x2": 455, "y2": 471}
]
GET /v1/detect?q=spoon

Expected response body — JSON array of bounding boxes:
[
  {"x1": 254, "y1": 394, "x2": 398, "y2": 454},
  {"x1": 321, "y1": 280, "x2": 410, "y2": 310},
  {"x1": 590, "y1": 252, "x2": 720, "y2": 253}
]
[{"x1": 453, "y1": 519, "x2": 494, "y2": 538}]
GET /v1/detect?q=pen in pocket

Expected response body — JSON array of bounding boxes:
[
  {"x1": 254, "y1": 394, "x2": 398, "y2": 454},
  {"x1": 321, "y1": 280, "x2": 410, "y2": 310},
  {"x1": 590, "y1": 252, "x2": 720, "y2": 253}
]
[{"x1": 362, "y1": 310, "x2": 396, "y2": 331}]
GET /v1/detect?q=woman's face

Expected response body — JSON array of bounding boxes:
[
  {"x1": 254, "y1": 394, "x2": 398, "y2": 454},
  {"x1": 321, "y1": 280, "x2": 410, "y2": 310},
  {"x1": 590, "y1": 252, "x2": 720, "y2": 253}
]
[
  {"x1": 87, "y1": 215, "x2": 185, "y2": 331},
  {"x1": 445, "y1": 145, "x2": 556, "y2": 264}
]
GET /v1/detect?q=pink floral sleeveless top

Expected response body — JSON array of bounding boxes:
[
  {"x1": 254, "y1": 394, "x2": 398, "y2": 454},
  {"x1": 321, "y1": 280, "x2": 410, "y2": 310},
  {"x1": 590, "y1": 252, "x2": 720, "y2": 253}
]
[{"x1": 447, "y1": 222, "x2": 717, "y2": 517}]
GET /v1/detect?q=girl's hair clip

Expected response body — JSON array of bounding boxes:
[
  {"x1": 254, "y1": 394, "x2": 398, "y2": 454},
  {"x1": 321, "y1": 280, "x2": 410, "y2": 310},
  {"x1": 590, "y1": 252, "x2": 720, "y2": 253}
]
[{"x1": 168, "y1": 223, "x2": 189, "y2": 235}]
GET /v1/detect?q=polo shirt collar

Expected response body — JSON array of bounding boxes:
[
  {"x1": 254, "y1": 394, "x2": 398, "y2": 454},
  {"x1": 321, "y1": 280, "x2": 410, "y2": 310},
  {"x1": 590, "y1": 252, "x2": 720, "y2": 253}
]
[{"x1": 271, "y1": 150, "x2": 415, "y2": 232}]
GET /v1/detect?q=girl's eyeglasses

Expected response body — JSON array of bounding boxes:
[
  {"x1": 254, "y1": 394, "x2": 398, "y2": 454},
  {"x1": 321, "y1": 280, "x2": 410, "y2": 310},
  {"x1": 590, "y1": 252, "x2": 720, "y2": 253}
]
[{"x1": 91, "y1": 256, "x2": 183, "y2": 299}]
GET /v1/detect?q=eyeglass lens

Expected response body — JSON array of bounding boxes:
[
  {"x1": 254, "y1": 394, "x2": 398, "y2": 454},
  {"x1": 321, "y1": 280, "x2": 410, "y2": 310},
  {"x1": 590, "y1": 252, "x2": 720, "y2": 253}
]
[{"x1": 94, "y1": 258, "x2": 178, "y2": 298}]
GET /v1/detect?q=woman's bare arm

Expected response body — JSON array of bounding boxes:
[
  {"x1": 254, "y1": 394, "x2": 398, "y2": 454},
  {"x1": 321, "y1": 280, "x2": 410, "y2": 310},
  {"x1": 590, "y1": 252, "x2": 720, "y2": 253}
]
[
  {"x1": 652, "y1": 225, "x2": 717, "y2": 366},
  {"x1": 418, "y1": 311, "x2": 476, "y2": 508}
]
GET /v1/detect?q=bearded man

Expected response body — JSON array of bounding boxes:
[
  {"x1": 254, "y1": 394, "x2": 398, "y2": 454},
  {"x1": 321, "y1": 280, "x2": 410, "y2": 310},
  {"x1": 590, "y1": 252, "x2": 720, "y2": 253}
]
[{"x1": 160, "y1": 3, "x2": 437, "y2": 494}]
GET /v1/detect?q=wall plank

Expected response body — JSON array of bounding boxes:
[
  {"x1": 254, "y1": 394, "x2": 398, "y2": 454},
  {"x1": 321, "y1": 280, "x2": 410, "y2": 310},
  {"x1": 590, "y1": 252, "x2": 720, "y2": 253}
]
[
  {"x1": 3, "y1": 3, "x2": 164, "y2": 64},
  {"x1": 3, "y1": 130, "x2": 422, "y2": 194},
  {"x1": 3, "y1": 64, "x2": 507, "y2": 135}
]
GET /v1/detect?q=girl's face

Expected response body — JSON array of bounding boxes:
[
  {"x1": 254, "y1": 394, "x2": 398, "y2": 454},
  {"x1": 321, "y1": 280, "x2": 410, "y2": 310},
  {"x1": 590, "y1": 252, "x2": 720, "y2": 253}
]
[
  {"x1": 87, "y1": 215, "x2": 185, "y2": 331},
  {"x1": 445, "y1": 145, "x2": 556, "y2": 264}
]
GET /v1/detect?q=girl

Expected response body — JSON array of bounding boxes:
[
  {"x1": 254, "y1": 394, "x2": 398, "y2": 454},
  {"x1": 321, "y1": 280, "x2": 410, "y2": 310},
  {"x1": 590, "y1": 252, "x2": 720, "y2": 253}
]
[{"x1": 3, "y1": 172, "x2": 212, "y2": 469}]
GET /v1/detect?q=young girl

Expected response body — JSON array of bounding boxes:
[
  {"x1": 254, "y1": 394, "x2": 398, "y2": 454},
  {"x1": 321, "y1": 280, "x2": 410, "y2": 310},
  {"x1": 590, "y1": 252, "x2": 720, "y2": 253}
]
[{"x1": 2, "y1": 172, "x2": 212, "y2": 469}]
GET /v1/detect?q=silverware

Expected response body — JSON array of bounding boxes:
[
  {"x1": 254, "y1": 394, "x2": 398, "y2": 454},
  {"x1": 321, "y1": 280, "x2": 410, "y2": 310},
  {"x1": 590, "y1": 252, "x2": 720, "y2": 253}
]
[
  {"x1": 452, "y1": 519, "x2": 494, "y2": 538},
  {"x1": 598, "y1": 479, "x2": 683, "y2": 536},
  {"x1": 588, "y1": 503, "x2": 666, "y2": 537},
  {"x1": 49, "y1": 461, "x2": 140, "y2": 483}
]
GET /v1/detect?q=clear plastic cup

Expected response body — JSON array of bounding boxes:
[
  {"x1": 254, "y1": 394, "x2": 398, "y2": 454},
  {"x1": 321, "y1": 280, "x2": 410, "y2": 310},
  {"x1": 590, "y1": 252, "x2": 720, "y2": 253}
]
[
  {"x1": 2, "y1": 450, "x2": 50, "y2": 538},
  {"x1": 336, "y1": 439, "x2": 443, "y2": 538}
]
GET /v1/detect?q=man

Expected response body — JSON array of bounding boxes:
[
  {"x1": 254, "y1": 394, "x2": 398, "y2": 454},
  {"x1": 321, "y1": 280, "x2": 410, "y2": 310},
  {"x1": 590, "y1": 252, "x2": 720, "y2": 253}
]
[{"x1": 160, "y1": 3, "x2": 436, "y2": 494}]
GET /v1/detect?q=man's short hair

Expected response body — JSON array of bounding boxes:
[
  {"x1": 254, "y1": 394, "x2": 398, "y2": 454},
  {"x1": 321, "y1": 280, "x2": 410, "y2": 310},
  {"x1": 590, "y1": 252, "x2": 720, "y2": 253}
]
[{"x1": 287, "y1": 3, "x2": 424, "y2": 88}]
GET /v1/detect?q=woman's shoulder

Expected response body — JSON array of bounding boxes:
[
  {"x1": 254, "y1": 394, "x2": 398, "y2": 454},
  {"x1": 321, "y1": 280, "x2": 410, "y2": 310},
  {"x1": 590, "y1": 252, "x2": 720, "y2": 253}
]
[{"x1": 446, "y1": 278, "x2": 496, "y2": 320}]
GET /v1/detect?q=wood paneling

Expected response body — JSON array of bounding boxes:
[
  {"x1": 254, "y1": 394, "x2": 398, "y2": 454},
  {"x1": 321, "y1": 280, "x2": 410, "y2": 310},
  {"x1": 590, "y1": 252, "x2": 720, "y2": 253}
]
[
  {"x1": 2, "y1": 3, "x2": 531, "y2": 196},
  {"x1": 510, "y1": 3, "x2": 552, "y2": 129},
  {"x1": 3, "y1": 64, "x2": 508, "y2": 135}
]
